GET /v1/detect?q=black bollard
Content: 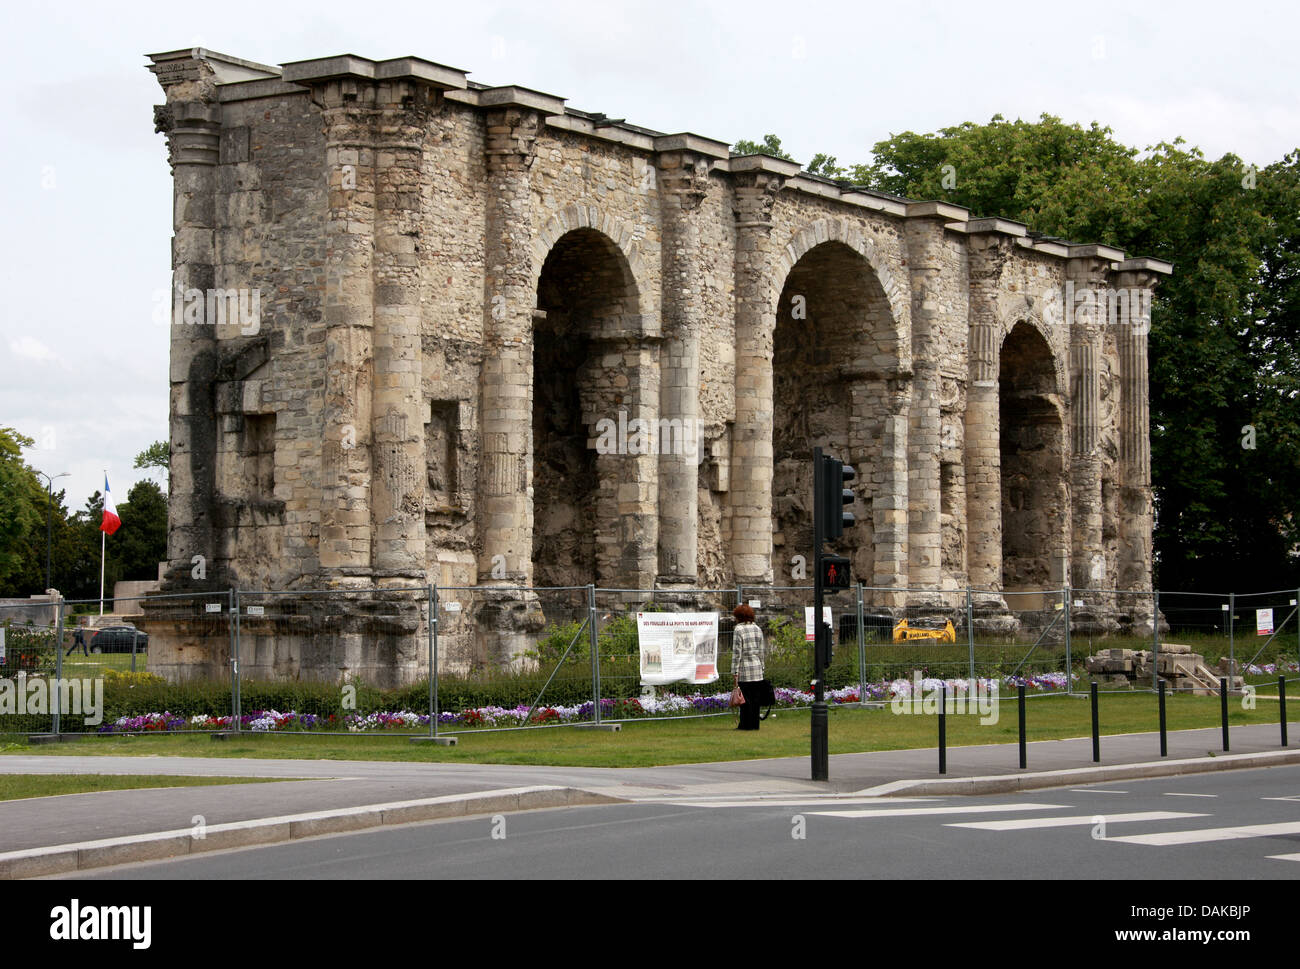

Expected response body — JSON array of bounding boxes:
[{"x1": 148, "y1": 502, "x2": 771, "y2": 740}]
[
  {"x1": 1281, "y1": 676, "x2": 1288, "y2": 748},
  {"x1": 1018, "y1": 684, "x2": 1027, "y2": 769},
  {"x1": 1091, "y1": 681, "x2": 1100, "y2": 763},
  {"x1": 939, "y1": 684, "x2": 947, "y2": 775},
  {"x1": 1158, "y1": 680, "x2": 1167, "y2": 757},
  {"x1": 1220, "y1": 677, "x2": 1230, "y2": 752}
]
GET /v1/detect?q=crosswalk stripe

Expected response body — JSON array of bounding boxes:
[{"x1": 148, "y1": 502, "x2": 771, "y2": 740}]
[
  {"x1": 1108, "y1": 821, "x2": 1300, "y2": 846},
  {"x1": 811, "y1": 803, "x2": 1068, "y2": 819},
  {"x1": 661, "y1": 797, "x2": 939, "y2": 808},
  {"x1": 946, "y1": 811, "x2": 1205, "y2": 831}
]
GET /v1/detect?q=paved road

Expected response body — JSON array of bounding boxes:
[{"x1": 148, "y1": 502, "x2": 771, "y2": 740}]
[
  {"x1": 68, "y1": 766, "x2": 1300, "y2": 879},
  {"x1": 2, "y1": 722, "x2": 1297, "y2": 855}
]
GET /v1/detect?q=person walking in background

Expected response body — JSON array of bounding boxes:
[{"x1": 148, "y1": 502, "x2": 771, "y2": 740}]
[
  {"x1": 65, "y1": 625, "x2": 88, "y2": 657},
  {"x1": 731, "y1": 604, "x2": 767, "y2": 731}
]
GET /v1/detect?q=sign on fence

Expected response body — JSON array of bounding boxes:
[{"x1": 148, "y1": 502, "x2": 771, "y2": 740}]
[
  {"x1": 0, "y1": 627, "x2": 5, "y2": 664},
  {"x1": 1257, "y1": 608, "x2": 1274, "y2": 636},
  {"x1": 637, "y1": 612, "x2": 719, "y2": 685},
  {"x1": 804, "y1": 606, "x2": 832, "y2": 642}
]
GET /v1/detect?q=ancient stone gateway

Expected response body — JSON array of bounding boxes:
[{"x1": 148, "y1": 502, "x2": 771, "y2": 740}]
[{"x1": 145, "y1": 47, "x2": 1170, "y2": 681}]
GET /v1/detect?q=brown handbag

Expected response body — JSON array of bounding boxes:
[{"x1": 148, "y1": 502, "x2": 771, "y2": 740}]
[{"x1": 729, "y1": 684, "x2": 746, "y2": 707}]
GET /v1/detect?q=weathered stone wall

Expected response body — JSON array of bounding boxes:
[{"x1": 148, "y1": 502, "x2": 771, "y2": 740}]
[{"x1": 147, "y1": 48, "x2": 1168, "y2": 679}]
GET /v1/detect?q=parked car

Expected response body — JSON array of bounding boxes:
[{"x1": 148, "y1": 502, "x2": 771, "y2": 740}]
[{"x1": 88, "y1": 625, "x2": 149, "y2": 654}]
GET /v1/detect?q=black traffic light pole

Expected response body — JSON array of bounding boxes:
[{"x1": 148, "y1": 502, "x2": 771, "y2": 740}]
[{"x1": 812, "y1": 446, "x2": 829, "y2": 781}]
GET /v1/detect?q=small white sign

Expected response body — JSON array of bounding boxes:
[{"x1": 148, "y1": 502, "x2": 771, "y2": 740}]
[
  {"x1": 444, "y1": 601, "x2": 462, "y2": 613},
  {"x1": 1257, "y1": 608, "x2": 1275, "y2": 636},
  {"x1": 246, "y1": 605, "x2": 265, "y2": 616},
  {"x1": 0, "y1": 627, "x2": 5, "y2": 664},
  {"x1": 1074, "y1": 599, "x2": 1084, "y2": 607},
  {"x1": 748, "y1": 600, "x2": 761, "y2": 608},
  {"x1": 205, "y1": 603, "x2": 222, "y2": 613},
  {"x1": 804, "y1": 606, "x2": 832, "y2": 642}
]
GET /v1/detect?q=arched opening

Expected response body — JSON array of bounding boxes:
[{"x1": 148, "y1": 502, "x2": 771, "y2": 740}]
[
  {"x1": 772, "y1": 241, "x2": 898, "y2": 584},
  {"x1": 999, "y1": 322, "x2": 1067, "y2": 593},
  {"x1": 533, "y1": 228, "x2": 651, "y2": 587}
]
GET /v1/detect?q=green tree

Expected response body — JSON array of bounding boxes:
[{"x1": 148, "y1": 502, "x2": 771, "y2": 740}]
[
  {"x1": 0, "y1": 428, "x2": 41, "y2": 591},
  {"x1": 730, "y1": 134, "x2": 794, "y2": 160},
  {"x1": 133, "y1": 440, "x2": 169, "y2": 492},
  {"x1": 857, "y1": 116, "x2": 1300, "y2": 591}
]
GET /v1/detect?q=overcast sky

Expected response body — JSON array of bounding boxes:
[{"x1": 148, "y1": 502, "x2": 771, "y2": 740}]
[{"x1": 1, "y1": 0, "x2": 1296, "y2": 513}]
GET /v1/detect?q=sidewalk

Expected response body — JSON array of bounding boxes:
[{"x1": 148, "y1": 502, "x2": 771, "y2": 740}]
[{"x1": 0, "y1": 722, "x2": 1296, "y2": 876}]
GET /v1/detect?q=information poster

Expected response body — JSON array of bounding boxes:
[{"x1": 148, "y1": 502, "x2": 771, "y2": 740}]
[
  {"x1": 804, "y1": 606, "x2": 833, "y2": 642},
  {"x1": 1257, "y1": 608, "x2": 1274, "y2": 636},
  {"x1": 637, "y1": 612, "x2": 720, "y2": 685}
]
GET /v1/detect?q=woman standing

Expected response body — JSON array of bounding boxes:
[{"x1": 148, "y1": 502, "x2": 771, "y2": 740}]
[{"x1": 731, "y1": 604, "x2": 767, "y2": 731}]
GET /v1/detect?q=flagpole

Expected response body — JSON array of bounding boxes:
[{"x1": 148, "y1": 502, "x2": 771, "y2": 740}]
[{"x1": 100, "y1": 469, "x2": 107, "y2": 616}]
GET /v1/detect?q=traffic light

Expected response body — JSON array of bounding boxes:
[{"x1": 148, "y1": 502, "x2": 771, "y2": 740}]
[
  {"x1": 821, "y1": 554, "x2": 851, "y2": 589},
  {"x1": 815, "y1": 619, "x2": 833, "y2": 670},
  {"x1": 820, "y1": 455, "x2": 856, "y2": 540}
]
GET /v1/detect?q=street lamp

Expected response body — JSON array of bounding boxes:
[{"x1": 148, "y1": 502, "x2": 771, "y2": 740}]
[{"x1": 34, "y1": 470, "x2": 70, "y2": 593}]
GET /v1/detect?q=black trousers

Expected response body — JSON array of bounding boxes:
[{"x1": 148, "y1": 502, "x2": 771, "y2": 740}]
[{"x1": 738, "y1": 680, "x2": 763, "y2": 730}]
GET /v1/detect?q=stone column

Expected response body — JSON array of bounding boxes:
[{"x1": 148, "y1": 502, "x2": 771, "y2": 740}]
[
  {"x1": 1067, "y1": 255, "x2": 1111, "y2": 594},
  {"x1": 730, "y1": 166, "x2": 787, "y2": 585},
  {"x1": 150, "y1": 58, "x2": 222, "y2": 589},
  {"x1": 370, "y1": 82, "x2": 433, "y2": 580},
  {"x1": 872, "y1": 379, "x2": 912, "y2": 608},
  {"x1": 317, "y1": 81, "x2": 376, "y2": 581},
  {"x1": 964, "y1": 231, "x2": 1012, "y2": 594},
  {"x1": 479, "y1": 102, "x2": 543, "y2": 585},
  {"x1": 1114, "y1": 264, "x2": 1160, "y2": 599},
  {"x1": 904, "y1": 217, "x2": 946, "y2": 597},
  {"x1": 655, "y1": 144, "x2": 718, "y2": 585}
]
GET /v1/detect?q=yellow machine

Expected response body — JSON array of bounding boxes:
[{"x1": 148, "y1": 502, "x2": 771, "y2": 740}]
[{"x1": 892, "y1": 618, "x2": 957, "y2": 643}]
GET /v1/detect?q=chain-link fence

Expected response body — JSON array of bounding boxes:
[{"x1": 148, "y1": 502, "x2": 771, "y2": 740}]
[{"x1": 3, "y1": 581, "x2": 1297, "y2": 739}]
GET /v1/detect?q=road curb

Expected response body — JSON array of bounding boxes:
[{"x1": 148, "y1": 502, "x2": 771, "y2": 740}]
[
  {"x1": 0, "y1": 785, "x2": 626, "y2": 879},
  {"x1": 852, "y1": 749, "x2": 1300, "y2": 797}
]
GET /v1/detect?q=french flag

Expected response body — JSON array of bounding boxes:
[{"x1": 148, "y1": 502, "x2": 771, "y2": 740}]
[{"x1": 100, "y1": 474, "x2": 121, "y2": 535}]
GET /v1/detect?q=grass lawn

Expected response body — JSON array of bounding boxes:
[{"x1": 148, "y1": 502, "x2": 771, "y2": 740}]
[
  {"x1": 0, "y1": 692, "x2": 1289, "y2": 768},
  {"x1": 0, "y1": 774, "x2": 283, "y2": 802}
]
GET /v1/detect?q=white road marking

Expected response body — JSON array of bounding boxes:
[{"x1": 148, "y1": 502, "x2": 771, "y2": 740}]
[
  {"x1": 811, "y1": 803, "x2": 1069, "y2": 819},
  {"x1": 1109, "y1": 821, "x2": 1300, "y2": 846},
  {"x1": 660, "y1": 797, "x2": 939, "y2": 808},
  {"x1": 1164, "y1": 792, "x2": 1218, "y2": 798},
  {"x1": 1069, "y1": 789, "x2": 1128, "y2": 794},
  {"x1": 1262, "y1": 796, "x2": 1300, "y2": 802},
  {"x1": 1267, "y1": 853, "x2": 1300, "y2": 862},
  {"x1": 946, "y1": 811, "x2": 1205, "y2": 831}
]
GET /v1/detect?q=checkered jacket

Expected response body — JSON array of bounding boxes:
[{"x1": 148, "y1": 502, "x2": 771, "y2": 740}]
[{"x1": 731, "y1": 622, "x2": 767, "y2": 682}]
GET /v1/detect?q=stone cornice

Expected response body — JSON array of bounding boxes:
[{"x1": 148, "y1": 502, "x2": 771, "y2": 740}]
[{"x1": 145, "y1": 47, "x2": 1172, "y2": 271}]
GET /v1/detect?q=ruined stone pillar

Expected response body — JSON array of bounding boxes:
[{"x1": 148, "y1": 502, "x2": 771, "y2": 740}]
[
  {"x1": 370, "y1": 82, "x2": 433, "y2": 580},
  {"x1": 479, "y1": 101, "x2": 543, "y2": 585},
  {"x1": 964, "y1": 230, "x2": 1013, "y2": 594},
  {"x1": 654, "y1": 147, "x2": 714, "y2": 584},
  {"x1": 730, "y1": 165, "x2": 788, "y2": 585},
  {"x1": 873, "y1": 379, "x2": 912, "y2": 607},
  {"x1": 1114, "y1": 264, "x2": 1160, "y2": 598},
  {"x1": 149, "y1": 58, "x2": 221, "y2": 589},
  {"x1": 904, "y1": 216, "x2": 947, "y2": 596},
  {"x1": 1067, "y1": 255, "x2": 1112, "y2": 594},
  {"x1": 318, "y1": 82, "x2": 376, "y2": 580}
]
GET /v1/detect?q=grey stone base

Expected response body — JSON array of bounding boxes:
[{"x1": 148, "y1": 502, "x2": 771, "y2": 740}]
[
  {"x1": 573, "y1": 723, "x2": 622, "y2": 731},
  {"x1": 409, "y1": 736, "x2": 458, "y2": 745}
]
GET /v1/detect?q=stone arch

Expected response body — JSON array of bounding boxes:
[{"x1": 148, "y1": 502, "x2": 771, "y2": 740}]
[
  {"x1": 997, "y1": 294, "x2": 1068, "y2": 399},
  {"x1": 998, "y1": 320, "x2": 1069, "y2": 596},
  {"x1": 532, "y1": 206, "x2": 651, "y2": 323},
  {"x1": 771, "y1": 236, "x2": 907, "y2": 591},
  {"x1": 776, "y1": 217, "x2": 910, "y2": 367},
  {"x1": 531, "y1": 223, "x2": 658, "y2": 588}
]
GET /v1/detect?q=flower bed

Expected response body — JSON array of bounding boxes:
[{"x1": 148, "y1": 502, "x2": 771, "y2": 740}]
[{"x1": 94, "y1": 674, "x2": 1075, "y2": 734}]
